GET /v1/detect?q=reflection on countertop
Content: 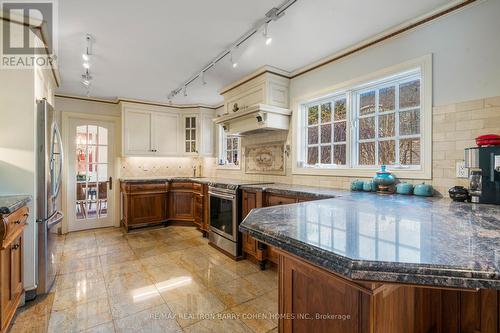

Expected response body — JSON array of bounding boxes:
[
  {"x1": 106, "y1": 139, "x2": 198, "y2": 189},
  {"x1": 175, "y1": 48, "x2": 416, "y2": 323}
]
[
  {"x1": 0, "y1": 195, "x2": 31, "y2": 214},
  {"x1": 240, "y1": 191, "x2": 500, "y2": 289}
]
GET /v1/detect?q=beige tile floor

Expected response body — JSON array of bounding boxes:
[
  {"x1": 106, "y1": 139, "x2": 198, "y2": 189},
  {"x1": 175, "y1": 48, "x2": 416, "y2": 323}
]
[{"x1": 9, "y1": 226, "x2": 278, "y2": 333}]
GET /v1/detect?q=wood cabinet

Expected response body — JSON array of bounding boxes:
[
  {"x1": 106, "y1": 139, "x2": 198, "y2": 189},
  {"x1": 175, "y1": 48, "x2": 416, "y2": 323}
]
[
  {"x1": 121, "y1": 102, "x2": 215, "y2": 157},
  {"x1": 242, "y1": 190, "x2": 266, "y2": 268},
  {"x1": 0, "y1": 205, "x2": 27, "y2": 332},
  {"x1": 241, "y1": 190, "x2": 314, "y2": 269},
  {"x1": 169, "y1": 191, "x2": 194, "y2": 221},
  {"x1": 121, "y1": 180, "x2": 208, "y2": 234},
  {"x1": 121, "y1": 182, "x2": 168, "y2": 231},
  {"x1": 279, "y1": 249, "x2": 500, "y2": 333}
]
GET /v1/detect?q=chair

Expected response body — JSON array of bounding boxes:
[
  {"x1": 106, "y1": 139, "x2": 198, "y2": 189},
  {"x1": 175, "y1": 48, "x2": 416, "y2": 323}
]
[
  {"x1": 97, "y1": 182, "x2": 108, "y2": 216},
  {"x1": 76, "y1": 183, "x2": 87, "y2": 219}
]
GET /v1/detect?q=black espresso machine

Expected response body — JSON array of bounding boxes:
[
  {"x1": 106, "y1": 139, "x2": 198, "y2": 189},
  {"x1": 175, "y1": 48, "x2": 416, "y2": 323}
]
[{"x1": 464, "y1": 145, "x2": 500, "y2": 204}]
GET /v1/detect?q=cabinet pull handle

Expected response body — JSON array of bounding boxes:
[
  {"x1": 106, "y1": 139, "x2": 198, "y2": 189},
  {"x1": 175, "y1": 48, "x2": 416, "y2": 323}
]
[
  {"x1": 12, "y1": 244, "x2": 20, "y2": 250},
  {"x1": 14, "y1": 220, "x2": 21, "y2": 224}
]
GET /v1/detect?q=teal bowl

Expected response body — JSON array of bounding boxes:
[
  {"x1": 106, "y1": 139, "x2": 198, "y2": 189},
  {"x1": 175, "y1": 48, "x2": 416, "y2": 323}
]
[
  {"x1": 396, "y1": 182, "x2": 414, "y2": 195},
  {"x1": 414, "y1": 183, "x2": 434, "y2": 197},
  {"x1": 351, "y1": 180, "x2": 364, "y2": 191},
  {"x1": 363, "y1": 181, "x2": 376, "y2": 192}
]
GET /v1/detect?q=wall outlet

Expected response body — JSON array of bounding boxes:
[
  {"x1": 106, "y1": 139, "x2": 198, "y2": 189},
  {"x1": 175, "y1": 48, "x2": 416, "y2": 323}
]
[{"x1": 456, "y1": 160, "x2": 468, "y2": 178}]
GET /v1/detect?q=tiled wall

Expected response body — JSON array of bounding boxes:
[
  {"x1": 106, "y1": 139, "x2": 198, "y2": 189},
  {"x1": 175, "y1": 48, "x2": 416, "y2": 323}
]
[
  {"x1": 120, "y1": 156, "x2": 217, "y2": 178},
  {"x1": 211, "y1": 95, "x2": 500, "y2": 197}
]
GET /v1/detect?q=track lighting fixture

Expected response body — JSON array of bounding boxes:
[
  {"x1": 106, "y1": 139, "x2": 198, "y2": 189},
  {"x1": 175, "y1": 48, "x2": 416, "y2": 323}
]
[
  {"x1": 200, "y1": 71, "x2": 206, "y2": 85},
  {"x1": 230, "y1": 50, "x2": 238, "y2": 69},
  {"x1": 263, "y1": 22, "x2": 272, "y2": 45},
  {"x1": 166, "y1": 0, "x2": 298, "y2": 101},
  {"x1": 81, "y1": 33, "x2": 94, "y2": 95},
  {"x1": 183, "y1": 85, "x2": 187, "y2": 97}
]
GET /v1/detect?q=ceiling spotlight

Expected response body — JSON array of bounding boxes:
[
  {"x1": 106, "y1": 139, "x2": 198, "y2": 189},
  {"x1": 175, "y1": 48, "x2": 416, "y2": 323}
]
[
  {"x1": 200, "y1": 71, "x2": 207, "y2": 85},
  {"x1": 82, "y1": 79, "x2": 91, "y2": 87},
  {"x1": 183, "y1": 85, "x2": 187, "y2": 97},
  {"x1": 263, "y1": 22, "x2": 272, "y2": 45},
  {"x1": 82, "y1": 53, "x2": 90, "y2": 61},
  {"x1": 83, "y1": 62, "x2": 90, "y2": 69}
]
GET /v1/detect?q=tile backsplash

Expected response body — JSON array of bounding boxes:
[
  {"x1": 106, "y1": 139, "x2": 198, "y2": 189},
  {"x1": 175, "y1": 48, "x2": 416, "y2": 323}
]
[{"x1": 120, "y1": 156, "x2": 217, "y2": 178}]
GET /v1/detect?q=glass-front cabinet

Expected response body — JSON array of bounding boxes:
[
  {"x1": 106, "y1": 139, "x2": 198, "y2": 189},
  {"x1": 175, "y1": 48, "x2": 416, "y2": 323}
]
[{"x1": 184, "y1": 115, "x2": 197, "y2": 153}]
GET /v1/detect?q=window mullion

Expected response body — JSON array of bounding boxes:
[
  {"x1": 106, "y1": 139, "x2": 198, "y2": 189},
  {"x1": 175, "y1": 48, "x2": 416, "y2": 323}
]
[
  {"x1": 395, "y1": 83, "x2": 401, "y2": 166},
  {"x1": 374, "y1": 90, "x2": 379, "y2": 166}
]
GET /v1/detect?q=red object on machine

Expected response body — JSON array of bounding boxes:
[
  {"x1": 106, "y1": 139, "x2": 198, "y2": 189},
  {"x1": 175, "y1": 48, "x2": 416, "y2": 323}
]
[{"x1": 475, "y1": 134, "x2": 500, "y2": 146}]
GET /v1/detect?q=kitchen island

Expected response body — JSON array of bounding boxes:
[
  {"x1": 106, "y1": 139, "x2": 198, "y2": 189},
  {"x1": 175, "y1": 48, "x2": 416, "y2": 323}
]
[{"x1": 240, "y1": 191, "x2": 500, "y2": 333}]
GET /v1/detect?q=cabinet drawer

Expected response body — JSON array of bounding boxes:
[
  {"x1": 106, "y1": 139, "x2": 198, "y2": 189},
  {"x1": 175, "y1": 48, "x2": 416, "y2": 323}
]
[
  {"x1": 266, "y1": 195, "x2": 297, "y2": 206},
  {"x1": 193, "y1": 183, "x2": 202, "y2": 192},
  {"x1": 127, "y1": 182, "x2": 167, "y2": 193},
  {"x1": 170, "y1": 182, "x2": 193, "y2": 190},
  {"x1": 3, "y1": 206, "x2": 28, "y2": 243}
]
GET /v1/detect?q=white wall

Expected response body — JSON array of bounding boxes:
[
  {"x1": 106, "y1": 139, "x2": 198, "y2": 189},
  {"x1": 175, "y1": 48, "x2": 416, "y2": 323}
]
[
  {"x1": 0, "y1": 68, "x2": 38, "y2": 291},
  {"x1": 290, "y1": 0, "x2": 500, "y2": 107}
]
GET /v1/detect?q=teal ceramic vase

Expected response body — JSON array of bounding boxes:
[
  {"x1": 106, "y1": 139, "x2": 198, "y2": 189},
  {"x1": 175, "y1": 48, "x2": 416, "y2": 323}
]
[
  {"x1": 373, "y1": 165, "x2": 396, "y2": 193},
  {"x1": 414, "y1": 183, "x2": 434, "y2": 197},
  {"x1": 396, "y1": 182, "x2": 414, "y2": 195}
]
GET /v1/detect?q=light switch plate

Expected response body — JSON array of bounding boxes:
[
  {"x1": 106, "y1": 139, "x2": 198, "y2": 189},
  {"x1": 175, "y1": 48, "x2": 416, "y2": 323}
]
[{"x1": 456, "y1": 160, "x2": 468, "y2": 178}]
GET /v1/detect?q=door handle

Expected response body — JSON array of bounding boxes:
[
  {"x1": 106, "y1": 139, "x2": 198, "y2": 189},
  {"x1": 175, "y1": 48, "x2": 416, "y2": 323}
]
[{"x1": 109, "y1": 177, "x2": 113, "y2": 190}]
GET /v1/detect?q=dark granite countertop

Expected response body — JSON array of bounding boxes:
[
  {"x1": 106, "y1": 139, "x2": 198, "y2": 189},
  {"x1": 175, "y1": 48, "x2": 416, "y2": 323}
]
[
  {"x1": 119, "y1": 177, "x2": 271, "y2": 190},
  {"x1": 240, "y1": 183, "x2": 351, "y2": 199},
  {"x1": 240, "y1": 191, "x2": 500, "y2": 289},
  {"x1": 0, "y1": 195, "x2": 31, "y2": 215}
]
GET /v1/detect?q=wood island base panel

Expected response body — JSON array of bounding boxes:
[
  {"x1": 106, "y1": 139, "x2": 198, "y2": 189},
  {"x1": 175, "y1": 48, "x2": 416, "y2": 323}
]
[{"x1": 279, "y1": 250, "x2": 499, "y2": 333}]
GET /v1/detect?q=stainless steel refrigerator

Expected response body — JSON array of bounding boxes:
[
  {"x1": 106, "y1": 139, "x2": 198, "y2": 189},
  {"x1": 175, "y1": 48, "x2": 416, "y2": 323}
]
[{"x1": 36, "y1": 99, "x2": 64, "y2": 295}]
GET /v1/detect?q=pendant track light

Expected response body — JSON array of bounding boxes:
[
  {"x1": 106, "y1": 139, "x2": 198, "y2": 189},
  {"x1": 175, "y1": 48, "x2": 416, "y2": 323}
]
[
  {"x1": 230, "y1": 50, "x2": 238, "y2": 69},
  {"x1": 263, "y1": 22, "x2": 272, "y2": 45},
  {"x1": 200, "y1": 71, "x2": 207, "y2": 85},
  {"x1": 81, "y1": 33, "x2": 94, "y2": 96},
  {"x1": 183, "y1": 85, "x2": 187, "y2": 97}
]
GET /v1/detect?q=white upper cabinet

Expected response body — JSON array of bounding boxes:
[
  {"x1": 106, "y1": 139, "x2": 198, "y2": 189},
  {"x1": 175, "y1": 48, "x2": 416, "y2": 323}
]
[
  {"x1": 181, "y1": 109, "x2": 216, "y2": 156},
  {"x1": 154, "y1": 112, "x2": 180, "y2": 155},
  {"x1": 123, "y1": 107, "x2": 154, "y2": 155},
  {"x1": 221, "y1": 70, "x2": 290, "y2": 115},
  {"x1": 199, "y1": 110, "x2": 216, "y2": 156},
  {"x1": 121, "y1": 102, "x2": 215, "y2": 157}
]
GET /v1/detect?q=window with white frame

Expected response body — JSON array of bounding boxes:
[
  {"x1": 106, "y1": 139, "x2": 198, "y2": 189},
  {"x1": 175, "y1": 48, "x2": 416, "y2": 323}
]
[
  {"x1": 354, "y1": 75, "x2": 421, "y2": 167},
  {"x1": 299, "y1": 68, "x2": 424, "y2": 172},
  {"x1": 218, "y1": 126, "x2": 241, "y2": 167},
  {"x1": 305, "y1": 95, "x2": 347, "y2": 166}
]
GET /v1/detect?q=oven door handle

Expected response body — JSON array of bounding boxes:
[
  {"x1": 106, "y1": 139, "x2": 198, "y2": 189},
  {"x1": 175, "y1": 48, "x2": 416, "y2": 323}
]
[{"x1": 208, "y1": 191, "x2": 236, "y2": 200}]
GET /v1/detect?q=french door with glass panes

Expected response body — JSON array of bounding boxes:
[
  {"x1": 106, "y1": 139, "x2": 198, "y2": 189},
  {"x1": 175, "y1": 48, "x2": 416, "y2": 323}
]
[{"x1": 68, "y1": 119, "x2": 115, "y2": 231}]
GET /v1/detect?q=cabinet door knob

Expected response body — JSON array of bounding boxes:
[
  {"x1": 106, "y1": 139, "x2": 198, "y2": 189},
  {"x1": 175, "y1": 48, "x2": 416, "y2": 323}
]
[{"x1": 12, "y1": 244, "x2": 20, "y2": 250}]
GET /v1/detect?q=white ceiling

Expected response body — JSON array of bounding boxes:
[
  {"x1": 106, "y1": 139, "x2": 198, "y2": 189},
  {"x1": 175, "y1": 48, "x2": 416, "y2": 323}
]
[{"x1": 56, "y1": 0, "x2": 453, "y2": 106}]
